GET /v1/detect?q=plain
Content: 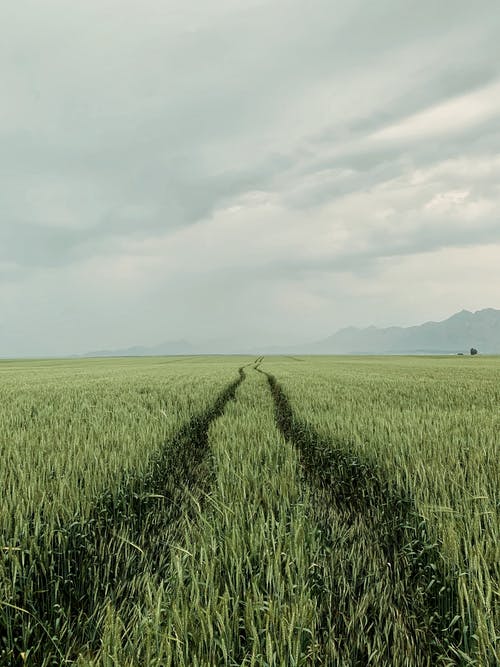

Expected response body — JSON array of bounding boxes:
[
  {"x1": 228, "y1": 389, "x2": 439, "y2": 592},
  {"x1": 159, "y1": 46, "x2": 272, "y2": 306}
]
[{"x1": 1, "y1": 355, "x2": 498, "y2": 666}]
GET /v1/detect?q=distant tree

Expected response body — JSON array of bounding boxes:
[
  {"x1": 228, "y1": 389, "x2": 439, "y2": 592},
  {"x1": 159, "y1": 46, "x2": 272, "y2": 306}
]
[{"x1": 470, "y1": 347, "x2": 478, "y2": 356}]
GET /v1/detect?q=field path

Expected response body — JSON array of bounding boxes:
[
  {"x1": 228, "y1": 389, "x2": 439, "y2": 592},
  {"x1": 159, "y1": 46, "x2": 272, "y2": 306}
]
[
  {"x1": 84, "y1": 363, "x2": 462, "y2": 666},
  {"x1": 4, "y1": 361, "x2": 468, "y2": 666},
  {"x1": 260, "y1": 366, "x2": 460, "y2": 665},
  {"x1": 140, "y1": 366, "x2": 326, "y2": 665},
  {"x1": 2, "y1": 368, "x2": 246, "y2": 666}
]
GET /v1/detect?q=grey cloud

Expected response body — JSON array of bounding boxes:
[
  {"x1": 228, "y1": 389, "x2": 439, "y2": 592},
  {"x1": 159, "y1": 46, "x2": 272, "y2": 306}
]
[
  {"x1": 281, "y1": 108, "x2": 500, "y2": 212},
  {"x1": 1, "y1": 0, "x2": 500, "y2": 354},
  {"x1": 255, "y1": 217, "x2": 500, "y2": 282},
  {"x1": 3, "y1": 1, "x2": 498, "y2": 237},
  {"x1": 345, "y1": 61, "x2": 500, "y2": 137},
  {"x1": 1, "y1": 149, "x2": 291, "y2": 267}
]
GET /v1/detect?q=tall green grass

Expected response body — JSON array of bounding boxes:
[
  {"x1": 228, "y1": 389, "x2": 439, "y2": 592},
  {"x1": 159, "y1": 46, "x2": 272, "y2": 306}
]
[
  {"x1": 1, "y1": 355, "x2": 498, "y2": 665},
  {"x1": 265, "y1": 355, "x2": 499, "y2": 665},
  {"x1": 0, "y1": 356, "x2": 245, "y2": 665},
  {"x1": 86, "y1": 366, "x2": 324, "y2": 665}
]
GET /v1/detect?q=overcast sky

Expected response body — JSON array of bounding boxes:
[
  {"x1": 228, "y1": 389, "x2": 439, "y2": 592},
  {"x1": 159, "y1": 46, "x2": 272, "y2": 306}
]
[{"x1": 2, "y1": 0, "x2": 500, "y2": 355}]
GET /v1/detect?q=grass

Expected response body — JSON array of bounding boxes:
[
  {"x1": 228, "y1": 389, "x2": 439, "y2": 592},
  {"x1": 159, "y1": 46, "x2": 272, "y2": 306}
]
[
  {"x1": 1, "y1": 355, "x2": 498, "y2": 665},
  {"x1": 111, "y1": 368, "x2": 323, "y2": 666},
  {"x1": 0, "y1": 356, "x2": 245, "y2": 665},
  {"x1": 264, "y1": 355, "x2": 499, "y2": 665}
]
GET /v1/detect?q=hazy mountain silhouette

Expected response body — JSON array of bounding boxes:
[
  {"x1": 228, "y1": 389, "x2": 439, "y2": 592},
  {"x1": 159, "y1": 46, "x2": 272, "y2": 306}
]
[
  {"x1": 308, "y1": 308, "x2": 500, "y2": 354},
  {"x1": 83, "y1": 340, "x2": 196, "y2": 357},
  {"x1": 82, "y1": 308, "x2": 500, "y2": 357}
]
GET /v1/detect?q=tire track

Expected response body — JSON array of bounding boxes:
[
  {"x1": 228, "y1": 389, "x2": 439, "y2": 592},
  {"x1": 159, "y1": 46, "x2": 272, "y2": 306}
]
[
  {"x1": 2, "y1": 368, "x2": 245, "y2": 666},
  {"x1": 260, "y1": 368, "x2": 461, "y2": 665}
]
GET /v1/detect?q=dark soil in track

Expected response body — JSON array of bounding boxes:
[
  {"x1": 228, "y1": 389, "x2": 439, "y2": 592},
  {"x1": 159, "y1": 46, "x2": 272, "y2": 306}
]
[
  {"x1": 261, "y1": 368, "x2": 462, "y2": 666},
  {"x1": 1, "y1": 369, "x2": 246, "y2": 666}
]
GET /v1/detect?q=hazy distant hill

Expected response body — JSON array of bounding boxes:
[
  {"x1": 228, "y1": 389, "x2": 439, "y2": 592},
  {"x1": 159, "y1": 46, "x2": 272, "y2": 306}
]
[
  {"x1": 82, "y1": 308, "x2": 500, "y2": 357},
  {"x1": 83, "y1": 340, "x2": 196, "y2": 357},
  {"x1": 310, "y1": 308, "x2": 500, "y2": 354}
]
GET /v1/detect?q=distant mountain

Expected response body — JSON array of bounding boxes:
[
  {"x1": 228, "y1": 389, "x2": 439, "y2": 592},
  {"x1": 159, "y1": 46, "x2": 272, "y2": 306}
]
[
  {"x1": 81, "y1": 308, "x2": 500, "y2": 358},
  {"x1": 310, "y1": 308, "x2": 500, "y2": 354},
  {"x1": 83, "y1": 339, "x2": 196, "y2": 357},
  {"x1": 83, "y1": 337, "x2": 252, "y2": 357}
]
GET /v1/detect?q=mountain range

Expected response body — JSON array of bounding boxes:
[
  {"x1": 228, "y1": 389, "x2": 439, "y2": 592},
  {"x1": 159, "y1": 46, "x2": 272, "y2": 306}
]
[
  {"x1": 306, "y1": 308, "x2": 500, "y2": 355},
  {"x1": 84, "y1": 339, "x2": 196, "y2": 357},
  {"x1": 83, "y1": 308, "x2": 500, "y2": 357}
]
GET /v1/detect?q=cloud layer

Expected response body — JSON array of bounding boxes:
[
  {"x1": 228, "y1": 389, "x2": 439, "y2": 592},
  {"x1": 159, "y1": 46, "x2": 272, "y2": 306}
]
[{"x1": 1, "y1": 0, "x2": 500, "y2": 355}]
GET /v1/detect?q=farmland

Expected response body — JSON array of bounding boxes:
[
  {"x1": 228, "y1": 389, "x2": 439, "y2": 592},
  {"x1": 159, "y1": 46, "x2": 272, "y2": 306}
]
[{"x1": 0, "y1": 355, "x2": 498, "y2": 666}]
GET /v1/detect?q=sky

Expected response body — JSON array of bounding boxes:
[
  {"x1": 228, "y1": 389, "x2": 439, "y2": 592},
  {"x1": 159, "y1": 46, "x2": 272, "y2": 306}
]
[{"x1": 2, "y1": 0, "x2": 500, "y2": 355}]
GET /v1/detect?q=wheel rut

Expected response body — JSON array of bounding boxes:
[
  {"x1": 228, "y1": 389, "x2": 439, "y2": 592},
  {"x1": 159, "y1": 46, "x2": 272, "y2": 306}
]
[
  {"x1": 2, "y1": 368, "x2": 246, "y2": 666},
  {"x1": 260, "y1": 367, "x2": 462, "y2": 665}
]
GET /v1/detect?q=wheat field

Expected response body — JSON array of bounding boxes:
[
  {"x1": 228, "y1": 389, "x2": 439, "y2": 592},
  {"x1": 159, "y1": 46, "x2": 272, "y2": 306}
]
[{"x1": 1, "y1": 355, "x2": 498, "y2": 665}]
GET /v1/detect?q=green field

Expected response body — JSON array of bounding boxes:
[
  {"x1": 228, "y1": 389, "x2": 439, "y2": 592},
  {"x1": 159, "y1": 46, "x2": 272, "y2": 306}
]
[{"x1": 1, "y1": 356, "x2": 498, "y2": 666}]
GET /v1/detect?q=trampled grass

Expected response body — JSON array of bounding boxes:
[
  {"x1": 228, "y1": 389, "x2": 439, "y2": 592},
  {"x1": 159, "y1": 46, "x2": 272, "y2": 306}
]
[
  {"x1": 0, "y1": 356, "x2": 244, "y2": 664},
  {"x1": 264, "y1": 355, "x2": 500, "y2": 665},
  {"x1": 1, "y1": 355, "x2": 498, "y2": 665}
]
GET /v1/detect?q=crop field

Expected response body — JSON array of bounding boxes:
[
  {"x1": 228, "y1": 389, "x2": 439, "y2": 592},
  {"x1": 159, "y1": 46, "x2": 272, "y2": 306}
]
[{"x1": 0, "y1": 355, "x2": 498, "y2": 666}]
